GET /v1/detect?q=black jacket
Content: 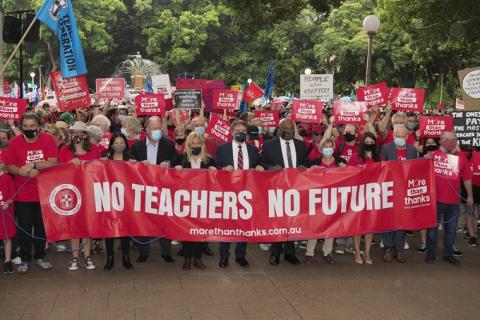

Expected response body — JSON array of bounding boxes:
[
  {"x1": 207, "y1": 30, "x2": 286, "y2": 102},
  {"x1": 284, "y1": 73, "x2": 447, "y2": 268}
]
[{"x1": 215, "y1": 141, "x2": 260, "y2": 169}]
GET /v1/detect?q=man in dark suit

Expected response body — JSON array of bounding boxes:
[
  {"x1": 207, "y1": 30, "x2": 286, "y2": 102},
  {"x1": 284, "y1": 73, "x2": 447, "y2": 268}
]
[
  {"x1": 380, "y1": 126, "x2": 418, "y2": 263},
  {"x1": 260, "y1": 118, "x2": 308, "y2": 266},
  {"x1": 131, "y1": 116, "x2": 177, "y2": 264},
  {"x1": 215, "y1": 120, "x2": 264, "y2": 268}
]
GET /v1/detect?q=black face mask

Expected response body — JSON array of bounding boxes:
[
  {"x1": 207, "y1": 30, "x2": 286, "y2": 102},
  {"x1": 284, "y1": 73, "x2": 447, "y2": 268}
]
[
  {"x1": 298, "y1": 128, "x2": 307, "y2": 137},
  {"x1": 281, "y1": 131, "x2": 294, "y2": 141},
  {"x1": 424, "y1": 145, "x2": 438, "y2": 152},
  {"x1": 344, "y1": 132, "x2": 356, "y2": 142},
  {"x1": 249, "y1": 133, "x2": 259, "y2": 141},
  {"x1": 167, "y1": 124, "x2": 175, "y2": 130},
  {"x1": 364, "y1": 143, "x2": 376, "y2": 152},
  {"x1": 23, "y1": 129, "x2": 39, "y2": 139},
  {"x1": 175, "y1": 138, "x2": 186, "y2": 146},
  {"x1": 191, "y1": 147, "x2": 201, "y2": 156},
  {"x1": 235, "y1": 132, "x2": 247, "y2": 143}
]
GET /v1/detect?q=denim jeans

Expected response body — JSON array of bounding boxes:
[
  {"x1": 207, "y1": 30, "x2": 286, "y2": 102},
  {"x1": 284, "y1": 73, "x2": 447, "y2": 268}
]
[{"x1": 426, "y1": 202, "x2": 459, "y2": 258}]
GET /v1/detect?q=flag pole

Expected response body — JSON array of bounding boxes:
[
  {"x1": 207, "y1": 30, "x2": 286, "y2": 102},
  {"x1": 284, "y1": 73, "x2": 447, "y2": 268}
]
[{"x1": 0, "y1": 17, "x2": 38, "y2": 77}]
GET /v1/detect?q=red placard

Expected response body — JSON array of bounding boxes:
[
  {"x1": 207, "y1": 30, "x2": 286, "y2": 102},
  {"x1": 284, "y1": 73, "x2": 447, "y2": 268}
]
[
  {"x1": 433, "y1": 153, "x2": 459, "y2": 180},
  {"x1": 291, "y1": 100, "x2": 323, "y2": 123},
  {"x1": 254, "y1": 110, "x2": 280, "y2": 128},
  {"x1": 356, "y1": 82, "x2": 388, "y2": 107},
  {"x1": 333, "y1": 101, "x2": 368, "y2": 124},
  {"x1": 134, "y1": 94, "x2": 166, "y2": 116},
  {"x1": 390, "y1": 88, "x2": 425, "y2": 112},
  {"x1": 0, "y1": 97, "x2": 27, "y2": 121},
  {"x1": 175, "y1": 78, "x2": 204, "y2": 90},
  {"x1": 212, "y1": 90, "x2": 240, "y2": 110},
  {"x1": 37, "y1": 159, "x2": 437, "y2": 242},
  {"x1": 205, "y1": 114, "x2": 232, "y2": 142},
  {"x1": 166, "y1": 108, "x2": 190, "y2": 125},
  {"x1": 50, "y1": 70, "x2": 91, "y2": 112},
  {"x1": 419, "y1": 116, "x2": 453, "y2": 137},
  {"x1": 96, "y1": 78, "x2": 126, "y2": 100}
]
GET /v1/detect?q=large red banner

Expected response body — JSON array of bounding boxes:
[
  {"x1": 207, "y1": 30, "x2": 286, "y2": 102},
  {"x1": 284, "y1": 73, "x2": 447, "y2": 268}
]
[
  {"x1": 390, "y1": 88, "x2": 425, "y2": 112},
  {"x1": 291, "y1": 100, "x2": 323, "y2": 123},
  {"x1": 0, "y1": 97, "x2": 27, "y2": 121},
  {"x1": 37, "y1": 159, "x2": 437, "y2": 242},
  {"x1": 50, "y1": 70, "x2": 91, "y2": 112}
]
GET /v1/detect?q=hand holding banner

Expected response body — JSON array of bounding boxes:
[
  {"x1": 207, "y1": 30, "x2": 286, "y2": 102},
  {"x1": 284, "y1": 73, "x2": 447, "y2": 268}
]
[
  {"x1": 333, "y1": 101, "x2": 368, "y2": 124},
  {"x1": 291, "y1": 100, "x2": 323, "y2": 123}
]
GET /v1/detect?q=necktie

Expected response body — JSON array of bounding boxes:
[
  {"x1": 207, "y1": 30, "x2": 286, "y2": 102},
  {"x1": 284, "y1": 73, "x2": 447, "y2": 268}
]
[
  {"x1": 286, "y1": 141, "x2": 293, "y2": 168},
  {"x1": 238, "y1": 146, "x2": 244, "y2": 170}
]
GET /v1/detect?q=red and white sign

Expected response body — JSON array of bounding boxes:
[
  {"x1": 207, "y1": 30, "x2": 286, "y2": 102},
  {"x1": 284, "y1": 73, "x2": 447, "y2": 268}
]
[
  {"x1": 243, "y1": 82, "x2": 264, "y2": 102},
  {"x1": 134, "y1": 94, "x2": 166, "y2": 116},
  {"x1": 166, "y1": 109, "x2": 190, "y2": 125},
  {"x1": 291, "y1": 100, "x2": 323, "y2": 123},
  {"x1": 433, "y1": 153, "x2": 459, "y2": 180},
  {"x1": 206, "y1": 114, "x2": 231, "y2": 142},
  {"x1": 390, "y1": 88, "x2": 425, "y2": 112},
  {"x1": 212, "y1": 90, "x2": 240, "y2": 110},
  {"x1": 356, "y1": 82, "x2": 388, "y2": 107},
  {"x1": 254, "y1": 110, "x2": 280, "y2": 128},
  {"x1": 96, "y1": 78, "x2": 126, "y2": 100},
  {"x1": 419, "y1": 116, "x2": 453, "y2": 137},
  {"x1": 456, "y1": 99, "x2": 465, "y2": 111},
  {"x1": 0, "y1": 97, "x2": 27, "y2": 121},
  {"x1": 333, "y1": 101, "x2": 368, "y2": 124},
  {"x1": 37, "y1": 159, "x2": 437, "y2": 242},
  {"x1": 50, "y1": 70, "x2": 91, "y2": 112}
]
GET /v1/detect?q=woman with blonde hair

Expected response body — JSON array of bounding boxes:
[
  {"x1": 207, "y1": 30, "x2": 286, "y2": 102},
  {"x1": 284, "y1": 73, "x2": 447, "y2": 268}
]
[{"x1": 174, "y1": 131, "x2": 216, "y2": 270}]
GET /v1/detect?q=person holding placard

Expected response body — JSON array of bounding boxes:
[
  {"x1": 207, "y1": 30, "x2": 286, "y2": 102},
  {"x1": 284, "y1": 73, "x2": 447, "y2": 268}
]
[{"x1": 427, "y1": 132, "x2": 473, "y2": 266}]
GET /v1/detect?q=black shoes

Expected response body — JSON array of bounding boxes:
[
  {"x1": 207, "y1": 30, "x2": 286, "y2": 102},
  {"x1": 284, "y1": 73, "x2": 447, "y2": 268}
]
[
  {"x1": 122, "y1": 255, "x2": 133, "y2": 269},
  {"x1": 161, "y1": 255, "x2": 175, "y2": 263},
  {"x1": 284, "y1": 254, "x2": 300, "y2": 265},
  {"x1": 203, "y1": 247, "x2": 214, "y2": 256},
  {"x1": 218, "y1": 257, "x2": 228, "y2": 268},
  {"x1": 4, "y1": 261, "x2": 13, "y2": 274},
  {"x1": 443, "y1": 255, "x2": 461, "y2": 266},
  {"x1": 193, "y1": 258, "x2": 206, "y2": 270},
  {"x1": 183, "y1": 258, "x2": 192, "y2": 271},
  {"x1": 136, "y1": 255, "x2": 149, "y2": 263},
  {"x1": 104, "y1": 256, "x2": 114, "y2": 270},
  {"x1": 235, "y1": 258, "x2": 249, "y2": 267},
  {"x1": 269, "y1": 256, "x2": 280, "y2": 266}
]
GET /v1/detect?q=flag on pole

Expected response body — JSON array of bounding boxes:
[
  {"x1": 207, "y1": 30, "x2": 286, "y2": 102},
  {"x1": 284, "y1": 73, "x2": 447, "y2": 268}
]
[
  {"x1": 263, "y1": 63, "x2": 275, "y2": 101},
  {"x1": 239, "y1": 83, "x2": 249, "y2": 112},
  {"x1": 243, "y1": 82, "x2": 264, "y2": 103},
  {"x1": 36, "y1": 0, "x2": 87, "y2": 78}
]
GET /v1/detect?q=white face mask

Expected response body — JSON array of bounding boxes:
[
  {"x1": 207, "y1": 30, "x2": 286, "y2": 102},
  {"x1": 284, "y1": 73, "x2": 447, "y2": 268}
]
[{"x1": 121, "y1": 128, "x2": 128, "y2": 137}]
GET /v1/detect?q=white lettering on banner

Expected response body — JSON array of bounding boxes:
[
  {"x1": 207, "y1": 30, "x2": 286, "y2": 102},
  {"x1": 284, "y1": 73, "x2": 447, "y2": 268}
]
[
  {"x1": 405, "y1": 178, "x2": 431, "y2": 208},
  {"x1": 433, "y1": 154, "x2": 459, "y2": 178}
]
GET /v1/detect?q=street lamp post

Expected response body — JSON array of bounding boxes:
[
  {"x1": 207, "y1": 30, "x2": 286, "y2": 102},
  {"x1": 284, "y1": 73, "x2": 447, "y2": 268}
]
[
  {"x1": 363, "y1": 15, "x2": 380, "y2": 86},
  {"x1": 304, "y1": 68, "x2": 312, "y2": 75},
  {"x1": 30, "y1": 72, "x2": 35, "y2": 87}
]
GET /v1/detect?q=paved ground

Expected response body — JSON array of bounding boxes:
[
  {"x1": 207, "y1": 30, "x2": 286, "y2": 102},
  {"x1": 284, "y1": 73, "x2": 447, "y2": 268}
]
[{"x1": 0, "y1": 234, "x2": 479, "y2": 320}]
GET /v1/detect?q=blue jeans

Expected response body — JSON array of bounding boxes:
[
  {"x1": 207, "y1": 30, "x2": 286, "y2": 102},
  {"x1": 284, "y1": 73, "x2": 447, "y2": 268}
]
[{"x1": 426, "y1": 202, "x2": 459, "y2": 258}]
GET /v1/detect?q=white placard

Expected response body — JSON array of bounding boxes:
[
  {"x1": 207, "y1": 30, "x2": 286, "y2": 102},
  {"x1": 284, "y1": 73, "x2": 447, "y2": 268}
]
[
  {"x1": 300, "y1": 74, "x2": 333, "y2": 101},
  {"x1": 151, "y1": 74, "x2": 172, "y2": 99}
]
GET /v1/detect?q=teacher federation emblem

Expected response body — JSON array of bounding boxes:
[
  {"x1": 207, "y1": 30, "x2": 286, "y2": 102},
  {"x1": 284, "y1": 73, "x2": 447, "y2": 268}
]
[{"x1": 49, "y1": 184, "x2": 82, "y2": 216}]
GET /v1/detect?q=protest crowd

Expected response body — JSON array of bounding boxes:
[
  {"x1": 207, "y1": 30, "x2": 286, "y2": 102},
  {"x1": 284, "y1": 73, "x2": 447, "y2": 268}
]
[{"x1": 0, "y1": 79, "x2": 479, "y2": 275}]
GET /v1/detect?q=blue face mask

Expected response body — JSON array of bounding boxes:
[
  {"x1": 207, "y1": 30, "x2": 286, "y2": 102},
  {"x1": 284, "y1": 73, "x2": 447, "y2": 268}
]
[
  {"x1": 194, "y1": 127, "x2": 205, "y2": 135},
  {"x1": 322, "y1": 147, "x2": 334, "y2": 158},
  {"x1": 394, "y1": 137, "x2": 406, "y2": 147},
  {"x1": 150, "y1": 130, "x2": 162, "y2": 142}
]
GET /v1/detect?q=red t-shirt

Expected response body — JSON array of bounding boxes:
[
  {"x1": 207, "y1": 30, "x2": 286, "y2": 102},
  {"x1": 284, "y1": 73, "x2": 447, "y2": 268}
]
[
  {"x1": 0, "y1": 173, "x2": 16, "y2": 239},
  {"x1": 58, "y1": 144, "x2": 102, "y2": 163},
  {"x1": 334, "y1": 137, "x2": 358, "y2": 163},
  {"x1": 396, "y1": 148, "x2": 407, "y2": 161},
  {"x1": 432, "y1": 150, "x2": 473, "y2": 204},
  {"x1": 384, "y1": 130, "x2": 416, "y2": 145},
  {"x1": 127, "y1": 139, "x2": 139, "y2": 150},
  {"x1": 470, "y1": 151, "x2": 480, "y2": 186},
  {"x1": 4, "y1": 132, "x2": 58, "y2": 202},
  {"x1": 310, "y1": 157, "x2": 337, "y2": 169},
  {"x1": 347, "y1": 154, "x2": 376, "y2": 166},
  {"x1": 98, "y1": 132, "x2": 112, "y2": 151}
]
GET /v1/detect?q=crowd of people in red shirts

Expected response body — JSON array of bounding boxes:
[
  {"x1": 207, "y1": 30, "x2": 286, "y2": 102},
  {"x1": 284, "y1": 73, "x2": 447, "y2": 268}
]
[{"x1": 0, "y1": 97, "x2": 478, "y2": 274}]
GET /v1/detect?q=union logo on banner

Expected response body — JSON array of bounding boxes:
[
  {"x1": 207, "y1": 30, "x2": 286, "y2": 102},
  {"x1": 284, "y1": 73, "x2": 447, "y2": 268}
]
[{"x1": 49, "y1": 184, "x2": 82, "y2": 216}]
